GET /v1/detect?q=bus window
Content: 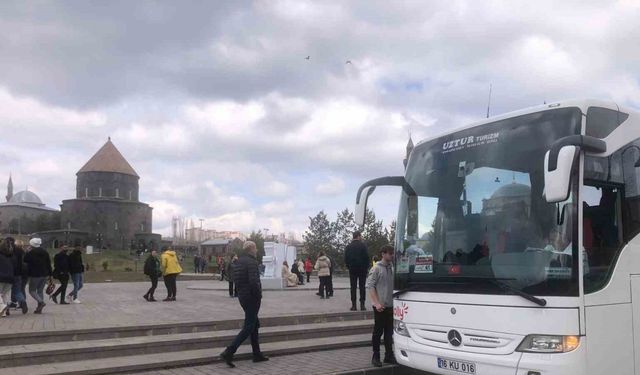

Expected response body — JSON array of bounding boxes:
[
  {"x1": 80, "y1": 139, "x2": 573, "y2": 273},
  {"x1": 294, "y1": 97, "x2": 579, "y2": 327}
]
[{"x1": 583, "y1": 138, "x2": 640, "y2": 293}]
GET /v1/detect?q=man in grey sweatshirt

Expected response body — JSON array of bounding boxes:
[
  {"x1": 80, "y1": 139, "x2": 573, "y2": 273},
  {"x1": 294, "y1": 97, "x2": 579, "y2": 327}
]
[{"x1": 366, "y1": 244, "x2": 396, "y2": 367}]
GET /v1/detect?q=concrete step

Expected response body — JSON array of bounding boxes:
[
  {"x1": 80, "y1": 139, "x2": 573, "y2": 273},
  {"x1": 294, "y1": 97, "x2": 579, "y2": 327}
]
[
  {"x1": 0, "y1": 310, "x2": 373, "y2": 346},
  {"x1": 0, "y1": 320, "x2": 373, "y2": 368},
  {"x1": 0, "y1": 333, "x2": 373, "y2": 375}
]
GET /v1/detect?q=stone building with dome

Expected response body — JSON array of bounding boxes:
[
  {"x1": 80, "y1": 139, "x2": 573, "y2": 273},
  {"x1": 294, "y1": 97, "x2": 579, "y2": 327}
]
[
  {"x1": 482, "y1": 181, "x2": 531, "y2": 217},
  {"x1": 36, "y1": 138, "x2": 161, "y2": 250},
  {"x1": 0, "y1": 175, "x2": 59, "y2": 234}
]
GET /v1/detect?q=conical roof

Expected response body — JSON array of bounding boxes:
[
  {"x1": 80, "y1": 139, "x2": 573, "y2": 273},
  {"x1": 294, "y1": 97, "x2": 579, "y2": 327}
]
[{"x1": 77, "y1": 138, "x2": 139, "y2": 177}]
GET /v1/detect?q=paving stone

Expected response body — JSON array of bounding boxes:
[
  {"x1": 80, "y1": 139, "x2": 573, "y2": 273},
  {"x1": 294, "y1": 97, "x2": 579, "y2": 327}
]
[{"x1": 0, "y1": 277, "x2": 362, "y2": 334}]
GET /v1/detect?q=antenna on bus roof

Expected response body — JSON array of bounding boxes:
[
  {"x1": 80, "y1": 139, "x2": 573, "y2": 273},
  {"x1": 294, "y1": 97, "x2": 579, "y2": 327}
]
[{"x1": 486, "y1": 84, "x2": 492, "y2": 118}]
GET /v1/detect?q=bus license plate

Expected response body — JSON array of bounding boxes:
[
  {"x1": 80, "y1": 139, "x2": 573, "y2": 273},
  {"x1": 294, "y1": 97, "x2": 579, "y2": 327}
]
[{"x1": 437, "y1": 357, "x2": 476, "y2": 374}]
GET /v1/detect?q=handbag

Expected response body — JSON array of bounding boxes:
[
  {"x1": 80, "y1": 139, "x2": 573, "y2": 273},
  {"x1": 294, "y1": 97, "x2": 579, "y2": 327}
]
[{"x1": 45, "y1": 279, "x2": 56, "y2": 295}]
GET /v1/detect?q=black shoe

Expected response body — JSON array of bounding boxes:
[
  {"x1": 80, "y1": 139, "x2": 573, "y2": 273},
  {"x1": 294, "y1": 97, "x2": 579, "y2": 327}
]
[
  {"x1": 20, "y1": 302, "x2": 28, "y2": 314},
  {"x1": 253, "y1": 353, "x2": 269, "y2": 363},
  {"x1": 34, "y1": 302, "x2": 45, "y2": 314},
  {"x1": 51, "y1": 295, "x2": 58, "y2": 304},
  {"x1": 360, "y1": 303, "x2": 366, "y2": 311},
  {"x1": 350, "y1": 303, "x2": 357, "y2": 311},
  {"x1": 149, "y1": 297, "x2": 157, "y2": 302},
  {"x1": 220, "y1": 350, "x2": 235, "y2": 368},
  {"x1": 315, "y1": 292, "x2": 321, "y2": 296},
  {"x1": 8, "y1": 302, "x2": 17, "y2": 309},
  {"x1": 320, "y1": 296, "x2": 325, "y2": 299},
  {"x1": 143, "y1": 294, "x2": 149, "y2": 302},
  {"x1": 383, "y1": 355, "x2": 398, "y2": 364},
  {"x1": 60, "y1": 301, "x2": 69, "y2": 305},
  {"x1": 162, "y1": 298, "x2": 171, "y2": 302},
  {"x1": 372, "y1": 354, "x2": 382, "y2": 367}
]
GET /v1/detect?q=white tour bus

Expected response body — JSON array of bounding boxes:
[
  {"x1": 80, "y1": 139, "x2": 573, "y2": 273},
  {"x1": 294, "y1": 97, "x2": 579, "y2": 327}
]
[{"x1": 355, "y1": 99, "x2": 640, "y2": 375}]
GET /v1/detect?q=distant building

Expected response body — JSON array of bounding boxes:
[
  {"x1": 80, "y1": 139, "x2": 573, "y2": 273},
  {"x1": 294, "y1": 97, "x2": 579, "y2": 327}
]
[
  {"x1": 0, "y1": 175, "x2": 59, "y2": 235},
  {"x1": 36, "y1": 138, "x2": 160, "y2": 249},
  {"x1": 200, "y1": 238, "x2": 244, "y2": 258},
  {"x1": 481, "y1": 182, "x2": 531, "y2": 217}
]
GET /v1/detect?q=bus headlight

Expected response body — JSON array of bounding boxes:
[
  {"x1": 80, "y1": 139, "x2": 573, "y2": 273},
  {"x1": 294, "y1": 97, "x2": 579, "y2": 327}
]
[
  {"x1": 394, "y1": 320, "x2": 411, "y2": 337},
  {"x1": 516, "y1": 335, "x2": 580, "y2": 353}
]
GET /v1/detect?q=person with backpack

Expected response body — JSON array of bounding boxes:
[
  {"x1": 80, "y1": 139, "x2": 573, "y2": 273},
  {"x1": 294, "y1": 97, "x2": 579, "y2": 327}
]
[{"x1": 143, "y1": 250, "x2": 161, "y2": 302}]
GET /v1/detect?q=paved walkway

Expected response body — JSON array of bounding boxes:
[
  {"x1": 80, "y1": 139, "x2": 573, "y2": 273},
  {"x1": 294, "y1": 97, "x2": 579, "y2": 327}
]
[
  {"x1": 0, "y1": 277, "x2": 359, "y2": 333},
  {"x1": 129, "y1": 347, "x2": 404, "y2": 375}
]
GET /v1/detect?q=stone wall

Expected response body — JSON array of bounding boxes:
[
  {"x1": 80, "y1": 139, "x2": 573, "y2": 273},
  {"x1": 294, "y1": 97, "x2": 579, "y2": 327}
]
[
  {"x1": 61, "y1": 199, "x2": 152, "y2": 249},
  {"x1": 76, "y1": 171, "x2": 139, "y2": 201}
]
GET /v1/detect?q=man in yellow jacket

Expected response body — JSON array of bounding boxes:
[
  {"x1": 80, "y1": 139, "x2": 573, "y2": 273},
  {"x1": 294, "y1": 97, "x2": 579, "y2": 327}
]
[{"x1": 161, "y1": 247, "x2": 182, "y2": 302}]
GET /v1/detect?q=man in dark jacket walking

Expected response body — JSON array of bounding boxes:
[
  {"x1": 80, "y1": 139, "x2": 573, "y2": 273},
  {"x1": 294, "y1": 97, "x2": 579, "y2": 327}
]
[
  {"x1": 23, "y1": 238, "x2": 52, "y2": 314},
  {"x1": 51, "y1": 246, "x2": 70, "y2": 304},
  {"x1": 143, "y1": 250, "x2": 161, "y2": 302},
  {"x1": 0, "y1": 239, "x2": 15, "y2": 317},
  {"x1": 345, "y1": 231, "x2": 370, "y2": 311},
  {"x1": 220, "y1": 241, "x2": 269, "y2": 367},
  {"x1": 68, "y1": 247, "x2": 85, "y2": 303},
  {"x1": 9, "y1": 238, "x2": 28, "y2": 314}
]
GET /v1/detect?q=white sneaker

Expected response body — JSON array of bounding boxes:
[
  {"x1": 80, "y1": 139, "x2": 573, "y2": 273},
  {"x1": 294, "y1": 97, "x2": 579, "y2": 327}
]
[
  {"x1": 72, "y1": 299, "x2": 81, "y2": 304},
  {"x1": 0, "y1": 304, "x2": 7, "y2": 317}
]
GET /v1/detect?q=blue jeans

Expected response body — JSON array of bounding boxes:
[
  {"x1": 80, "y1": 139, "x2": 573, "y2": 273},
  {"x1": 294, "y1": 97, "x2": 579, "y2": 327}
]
[
  {"x1": 11, "y1": 275, "x2": 26, "y2": 303},
  {"x1": 227, "y1": 298, "x2": 261, "y2": 355},
  {"x1": 70, "y1": 273, "x2": 83, "y2": 299}
]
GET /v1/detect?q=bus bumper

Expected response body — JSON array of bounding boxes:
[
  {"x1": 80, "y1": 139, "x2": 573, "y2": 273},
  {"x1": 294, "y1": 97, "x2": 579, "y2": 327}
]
[{"x1": 394, "y1": 335, "x2": 587, "y2": 375}]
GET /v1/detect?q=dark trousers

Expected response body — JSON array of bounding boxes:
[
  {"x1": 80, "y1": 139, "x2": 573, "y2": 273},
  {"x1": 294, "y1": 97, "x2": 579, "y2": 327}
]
[
  {"x1": 306, "y1": 271, "x2": 311, "y2": 283},
  {"x1": 296, "y1": 271, "x2": 304, "y2": 285},
  {"x1": 228, "y1": 281, "x2": 237, "y2": 297},
  {"x1": 318, "y1": 276, "x2": 330, "y2": 297},
  {"x1": 372, "y1": 307, "x2": 394, "y2": 357},
  {"x1": 52, "y1": 274, "x2": 69, "y2": 302},
  {"x1": 164, "y1": 274, "x2": 177, "y2": 298},
  {"x1": 328, "y1": 274, "x2": 334, "y2": 296},
  {"x1": 146, "y1": 275, "x2": 158, "y2": 298},
  {"x1": 11, "y1": 275, "x2": 26, "y2": 304},
  {"x1": 227, "y1": 298, "x2": 261, "y2": 355},
  {"x1": 349, "y1": 270, "x2": 367, "y2": 303}
]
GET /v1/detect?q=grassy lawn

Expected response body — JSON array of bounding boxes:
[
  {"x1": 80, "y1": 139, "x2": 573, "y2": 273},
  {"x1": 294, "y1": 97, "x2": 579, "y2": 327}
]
[{"x1": 46, "y1": 249, "x2": 217, "y2": 283}]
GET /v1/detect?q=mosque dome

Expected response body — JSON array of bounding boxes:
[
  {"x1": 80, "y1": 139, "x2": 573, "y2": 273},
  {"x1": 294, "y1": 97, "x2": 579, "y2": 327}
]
[
  {"x1": 490, "y1": 183, "x2": 531, "y2": 199},
  {"x1": 10, "y1": 190, "x2": 44, "y2": 206}
]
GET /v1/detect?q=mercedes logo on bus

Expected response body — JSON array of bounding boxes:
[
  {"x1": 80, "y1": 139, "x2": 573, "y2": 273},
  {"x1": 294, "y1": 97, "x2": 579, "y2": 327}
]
[{"x1": 448, "y1": 330, "x2": 462, "y2": 347}]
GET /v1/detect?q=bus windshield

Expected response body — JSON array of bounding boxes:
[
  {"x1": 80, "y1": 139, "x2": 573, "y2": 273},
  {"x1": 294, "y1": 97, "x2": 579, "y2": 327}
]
[{"x1": 395, "y1": 107, "x2": 581, "y2": 297}]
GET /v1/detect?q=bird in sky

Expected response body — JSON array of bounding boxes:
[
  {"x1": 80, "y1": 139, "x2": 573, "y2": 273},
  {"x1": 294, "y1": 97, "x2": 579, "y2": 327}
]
[
  {"x1": 305, "y1": 56, "x2": 310, "y2": 60},
  {"x1": 345, "y1": 60, "x2": 352, "y2": 64}
]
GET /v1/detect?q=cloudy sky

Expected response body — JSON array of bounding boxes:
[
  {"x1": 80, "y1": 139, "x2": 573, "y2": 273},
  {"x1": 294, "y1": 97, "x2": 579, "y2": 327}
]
[{"x1": 1, "y1": 1, "x2": 639, "y2": 238}]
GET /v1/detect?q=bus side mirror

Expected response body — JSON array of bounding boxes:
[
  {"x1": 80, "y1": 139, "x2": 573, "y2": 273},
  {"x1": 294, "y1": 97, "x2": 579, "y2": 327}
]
[
  {"x1": 355, "y1": 186, "x2": 375, "y2": 227},
  {"x1": 544, "y1": 146, "x2": 577, "y2": 203},
  {"x1": 544, "y1": 135, "x2": 606, "y2": 203},
  {"x1": 354, "y1": 176, "x2": 417, "y2": 227}
]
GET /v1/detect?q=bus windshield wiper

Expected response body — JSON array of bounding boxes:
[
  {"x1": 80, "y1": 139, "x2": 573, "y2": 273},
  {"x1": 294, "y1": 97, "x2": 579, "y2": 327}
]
[{"x1": 489, "y1": 279, "x2": 547, "y2": 307}]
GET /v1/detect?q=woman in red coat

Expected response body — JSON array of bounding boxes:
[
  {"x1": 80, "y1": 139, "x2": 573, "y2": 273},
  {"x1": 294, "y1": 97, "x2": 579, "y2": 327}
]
[{"x1": 304, "y1": 258, "x2": 313, "y2": 283}]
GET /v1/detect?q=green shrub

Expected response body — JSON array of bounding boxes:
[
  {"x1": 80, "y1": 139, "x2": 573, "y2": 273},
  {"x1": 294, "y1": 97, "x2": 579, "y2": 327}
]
[{"x1": 102, "y1": 261, "x2": 109, "y2": 271}]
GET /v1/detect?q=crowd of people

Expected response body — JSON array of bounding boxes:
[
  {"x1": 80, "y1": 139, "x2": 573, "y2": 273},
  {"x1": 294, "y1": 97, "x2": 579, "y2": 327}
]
[
  {"x1": 0, "y1": 237, "x2": 85, "y2": 317},
  {"x1": 0, "y1": 231, "x2": 395, "y2": 369}
]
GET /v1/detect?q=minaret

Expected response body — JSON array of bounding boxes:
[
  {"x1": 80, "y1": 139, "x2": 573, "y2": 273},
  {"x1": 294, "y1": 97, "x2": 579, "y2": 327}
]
[
  {"x1": 403, "y1": 135, "x2": 414, "y2": 170},
  {"x1": 6, "y1": 174, "x2": 13, "y2": 202}
]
